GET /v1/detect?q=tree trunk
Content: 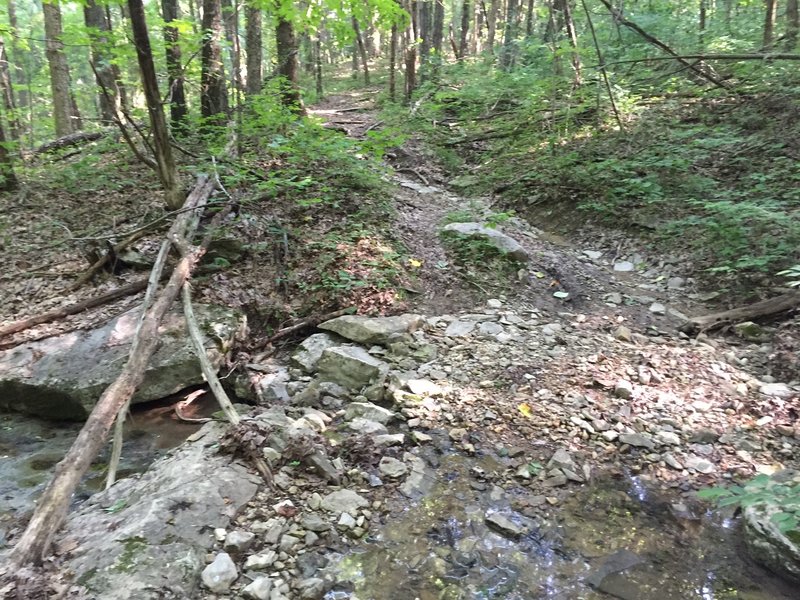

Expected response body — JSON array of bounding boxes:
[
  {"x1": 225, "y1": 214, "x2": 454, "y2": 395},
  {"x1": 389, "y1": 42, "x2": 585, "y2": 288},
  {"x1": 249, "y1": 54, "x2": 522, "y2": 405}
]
[
  {"x1": 432, "y1": 0, "x2": 445, "y2": 72},
  {"x1": 525, "y1": 0, "x2": 535, "y2": 36},
  {"x1": 405, "y1": 46, "x2": 417, "y2": 101},
  {"x1": 352, "y1": 16, "x2": 371, "y2": 84},
  {"x1": 245, "y1": 4, "x2": 263, "y2": 94},
  {"x1": 315, "y1": 34, "x2": 323, "y2": 97},
  {"x1": 501, "y1": 0, "x2": 520, "y2": 69},
  {"x1": 201, "y1": 0, "x2": 229, "y2": 120},
  {"x1": 698, "y1": 0, "x2": 707, "y2": 48},
  {"x1": 0, "y1": 39, "x2": 20, "y2": 142},
  {"x1": 459, "y1": 0, "x2": 471, "y2": 58},
  {"x1": 43, "y1": 2, "x2": 75, "y2": 136},
  {"x1": 276, "y1": 16, "x2": 304, "y2": 112},
  {"x1": 389, "y1": 23, "x2": 398, "y2": 100},
  {"x1": 6, "y1": 179, "x2": 214, "y2": 568},
  {"x1": 559, "y1": 0, "x2": 581, "y2": 85},
  {"x1": 0, "y1": 113, "x2": 17, "y2": 191},
  {"x1": 221, "y1": 0, "x2": 243, "y2": 91},
  {"x1": 763, "y1": 0, "x2": 777, "y2": 48},
  {"x1": 84, "y1": 0, "x2": 120, "y2": 123},
  {"x1": 128, "y1": 0, "x2": 183, "y2": 210},
  {"x1": 162, "y1": 0, "x2": 187, "y2": 132},
  {"x1": 487, "y1": 0, "x2": 498, "y2": 54},
  {"x1": 787, "y1": 0, "x2": 800, "y2": 49}
]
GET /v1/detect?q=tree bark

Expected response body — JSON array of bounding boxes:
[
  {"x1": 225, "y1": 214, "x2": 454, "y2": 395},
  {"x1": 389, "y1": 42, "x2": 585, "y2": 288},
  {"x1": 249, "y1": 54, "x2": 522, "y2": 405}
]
[
  {"x1": 352, "y1": 16, "x2": 371, "y2": 84},
  {"x1": 201, "y1": 0, "x2": 229, "y2": 120},
  {"x1": 419, "y1": 0, "x2": 432, "y2": 71},
  {"x1": 245, "y1": 4, "x2": 263, "y2": 94},
  {"x1": 500, "y1": 0, "x2": 520, "y2": 69},
  {"x1": 389, "y1": 23, "x2": 398, "y2": 100},
  {"x1": 763, "y1": 0, "x2": 777, "y2": 48},
  {"x1": 221, "y1": 0, "x2": 243, "y2": 91},
  {"x1": 162, "y1": 0, "x2": 188, "y2": 132},
  {"x1": 276, "y1": 15, "x2": 304, "y2": 112},
  {"x1": 432, "y1": 0, "x2": 445, "y2": 59},
  {"x1": 487, "y1": 0, "x2": 498, "y2": 54},
  {"x1": 315, "y1": 33, "x2": 324, "y2": 97},
  {"x1": 525, "y1": 0, "x2": 535, "y2": 37},
  {"x1": 84, "y1": 0, "x2": 121, "y2": 124},
  {"x1": 43, "y1": 2, "x2": 76, "y2": 136},
  {"x1": 787, "y1": 0, "x2": 800, "y2": 49},
  {"x1": 0, "y1": 113, "x2": 17, "y2": 191},
  {"x1": 559, "y1": 0, "x2": 581, "y2": 85},
  {"x1": 128, "y1": 0, "x2": 183, "y2": 210},
  {"x1": 459, "y1": 0, "x2": 471, "y2": 58},
  {"x1": 0, "y1": 39, "x2": 20, "y2": 141},
  {"x1": 7, "y1": 179, "x2": 213, "y2": 568}
]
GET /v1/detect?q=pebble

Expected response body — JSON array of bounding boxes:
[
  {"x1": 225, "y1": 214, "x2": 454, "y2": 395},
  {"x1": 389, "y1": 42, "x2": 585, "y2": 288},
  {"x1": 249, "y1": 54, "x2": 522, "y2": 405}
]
[
  {"x1": 201, "y1": 552, "x2": 238, "y2": 593},
  {"x1": 614, "y1": 379, "x2": 634, "y2": 400},
  {"x1": 242, "y1": 576, "x2": 273, "y2": 600}
]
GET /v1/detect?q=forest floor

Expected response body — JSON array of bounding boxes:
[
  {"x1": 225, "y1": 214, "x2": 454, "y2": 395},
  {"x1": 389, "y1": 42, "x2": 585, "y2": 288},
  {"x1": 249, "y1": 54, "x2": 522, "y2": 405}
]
[{"x1": 1, "y1": 89, "x2": 799, "y2": 598}]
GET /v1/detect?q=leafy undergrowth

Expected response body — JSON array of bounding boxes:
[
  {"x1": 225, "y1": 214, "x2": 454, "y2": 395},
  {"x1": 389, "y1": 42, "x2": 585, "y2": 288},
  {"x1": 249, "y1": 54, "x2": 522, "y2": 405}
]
[
  {"x1": 0, "y1": 86, "x2": 410, "y2": 343},
  {"x1": 383, "y1": 57, "x2": 800, "y2": 295}
]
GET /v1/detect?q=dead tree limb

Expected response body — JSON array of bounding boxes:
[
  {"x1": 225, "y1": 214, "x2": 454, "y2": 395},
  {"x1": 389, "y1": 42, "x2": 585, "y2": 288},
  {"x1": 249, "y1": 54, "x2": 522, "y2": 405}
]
[
  {"x1": 596, "y1": 0, "x2": 730, "y2": 89},
  {"x1": 594, "y1": 53, "x2": 800, "y2": 68},
  {"x1": 680, "y1": 291, "x2": 800, "y2": 333},
  {"x1": 67, "y1": 227, "x2": 151, "y2": 292},
  {"x1": 33, "y1": 131, "x2": 104, "y2": 154},
  {"x1": 7, "y1": 181, "x2": 212, "y2": 567}
]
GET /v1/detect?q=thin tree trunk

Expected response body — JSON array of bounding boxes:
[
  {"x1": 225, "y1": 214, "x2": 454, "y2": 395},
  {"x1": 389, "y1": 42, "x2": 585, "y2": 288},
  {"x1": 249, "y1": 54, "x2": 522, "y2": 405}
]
[
  {"x1": 315, "y1": 33, "x2": 324, "y2": 97},
  {"x1": 787, "y1": 0, "x2": 800, "y2": 49},
  {"x1": 501, "y1": 0, "x2": 520, "y2": 69},
  {"x1": 432, "y1": 0, "x2": 445, "y2": 72},
  {"x1": 487, "y1": 0, "x2": 498, "y2": 54},
  {"x1": 276, "y1": 16, "x2": 304, "y2": 112},
  {"x1": 0, "y1": 114, "x2": 18, "y2": 191},
  {"x1": 389, "y1": 23, "x2": 398, "y2": 100},
  {"x1": 559, "y1": 0, "x2": 581, "y2": 85},
  {"x1": 128, "y1": 0, "x2": 183, "y2": 210},
  {"x1": 0, "y1": 39, "x2": 20, "y2": 141},
  {"x1": 201, "y1": 0, "x2": 229, "y2": 120},
  {"x1": 525, "y1": 0, "x2": 535, "y2": 36},
  {"x1": 460, "y1": 0, "x2": 471, "y2": 58},
  {"x1": 405, "y1": 46, "x2": 417, "y2": 101},
  {"x1": 245, "y1": 4, "x2": 263, "y2": 93},
  {"x1": 221, "y1": 0, "x2": 243, "y2": 91},
  {"x1": 162, "y1": 0, "x2": 187, "y2": 132},
  {"x1": 43, "y1": 2, "x2": 75, "y2": 136},
  {"x1": 763, "y1": 0, "x2": 777, "y2": 48},
  {"x1": 352, "y1": 16, "x2": 371, "y2": 84},
  {"x1": 84, "y1": 0, "x2": 120, "y2": 124},
  {"x1": 419, "y1": 0, "x2": 432, "y2": 72},
  {"x1": 699, "y1": 0, "x2": 707, "y2": 48}
]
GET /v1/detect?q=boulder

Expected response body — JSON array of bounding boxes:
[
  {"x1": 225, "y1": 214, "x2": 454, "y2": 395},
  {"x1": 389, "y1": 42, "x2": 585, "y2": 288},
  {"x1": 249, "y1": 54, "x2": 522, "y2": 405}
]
[
  {"x1": 53, "y1": 422, "x2": 260, "y2": 599},
  {"x1": 317, "y1": 346, "x2": 388, "y2": 391},
  {"x1": 441, "y1": 222, "x2": 529, "y2": 263},
  {"x1": 0, "y1": 304, "x2": 244, "y2": 420},
  {"x1": 320, "y1": 489, "x2": 369, "y2": 514},
  {"x1": 291, "y1": 333, "x2": 340, "y2": 373},
  {"x1": 318, "y1": 314, "x2": 424, "y2": 345},
  {"x1": 344, "y1": 401, "x2": 395, "y2": 424}
]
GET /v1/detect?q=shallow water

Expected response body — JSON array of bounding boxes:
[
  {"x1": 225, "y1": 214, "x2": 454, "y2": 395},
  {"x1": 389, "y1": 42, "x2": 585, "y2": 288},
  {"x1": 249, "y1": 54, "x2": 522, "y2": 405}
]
[
  {"x1": 0, "y1": 391, "x2": 216, "y2": 543},
  {"x1": 325, "y1": 453, "x2": 795, "y2": 600}
]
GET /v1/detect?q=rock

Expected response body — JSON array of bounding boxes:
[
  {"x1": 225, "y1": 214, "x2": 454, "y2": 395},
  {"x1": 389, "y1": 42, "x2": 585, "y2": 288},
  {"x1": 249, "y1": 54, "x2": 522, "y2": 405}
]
[
  {"x1": 344, "y1": 401, "x2": 395, "y2": 424},
  {"x1": 292, "y1": 333, "x2": 340, "y2": 373},
  {"x1": 614, "y1": 326, "x2": 632, "y2": 342},
  {"x1": 759, "y1": 383, "x2": 795, "y2": 399},
  {"x1": 743, "y1": 477, "x2": 800, "y2": 583},
  {"x1": 223, "y1": 530, "x2": 255, "y2": 554},
  {"x1": 485, "y1": 512, "x2": 526, "y2": 540},
  {"x1": 487, "y1": 298, "x2": 503, "y2": 308},
  {"x1": 347, "y1": 418, "x2": 388, "y2": 435},
  {"x1": 317, "y1": 346, "x2": 388, "y2": 390},
  {"x1": 649, "y1": 302, "x2": 666, "y2": 315},
  {"x1": 585, "y1": 549, "x2": 645, "y2": 596},
  {"x1": 662, "y1": 453, "x2": 683, "y2": 470},
  {"x1": 57, "y1": 422, "x2": 259, "y2": 597},
  {"x1": 547, "y1": 448, "x2": 577, "y2": 472},
  {"x1": 619, "y1": 433, "x2": 655, "y2": 450},
  {"x1": 613, "y1": 261, "x2": 635, "y2": 272},
  {"x1": 542, "y1": 474, "x2": 568, "y2": 487},
  {"x1": 666, "y1": 277, "x2": 685, "y2": 289},
  {"x1": 441, "y1": 222, "x2": 529, "y2": 262},
  {"x1": 320, "y1": 489, "x2": 369, "y2": 514},
  {"x1": 614, "y1": 380, "x2": 634, "y2": 400},
  {"x1": 296, "y1": 577, "x2": 326, "y2": 599},
  {"x1": 279, "y1": 534, "x2": 301, "y2": 553},
  {"x1": 373, "y1": 433, "x2": 406, "y2": 446},
  {"x1": 407, "y1": 379, "x2": 443, "y2": 396},
  {"x1": 379, "y1": 456, "x2": 408, "y2": 479},
  {"x1": 583, "y1": 250, "x2": 603, "y2": 260},
  {"x1": 201, "y1": 552, "x2": 238, "y2": 593},
  {"x1": 604, "y1": 292, "x2": 624, "y2": 305},
  {"x1": 242, "y1": 577, "x2": 273, "y2": 600},
  {"x1": 478, "y1": 322, "x2": 504, "y2": 337},
  {"x1": 300, "y1": 514, "x2": 331, "y2": 533},
  {"x1": 0, "y1": 305, "x2": 243, "y2": 420},
  {"x1": 444, "y1": 320, "x2": 476, "y2": 337},
  {"x1": 684, "y1": 455, "x2": 715, "y2": 474},
  {"x1": 319, "y1": 314, "x2": 423, "y2": 345},
  {"x1": 400, "y1": 454, "x2": 437, "y2": 499},
  {"x1": 655, "y1": 431, "x2": 681, "y2": 446},
  {"x1": 245, "y1": 550, "x2": 277, "y2": 570},
  {"x1": 338, "y1": 512, "x2": 357, "y2": 529}
]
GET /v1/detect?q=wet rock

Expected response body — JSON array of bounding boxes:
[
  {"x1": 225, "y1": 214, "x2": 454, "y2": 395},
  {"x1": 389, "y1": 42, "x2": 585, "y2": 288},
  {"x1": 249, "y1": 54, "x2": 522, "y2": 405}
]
[
  {"x1": 296, "y1": 577, "x2": 326, "y2": 599},
  {"x1": 444, "y1": 320, "x2": 475, "y2": 337},
  {"x1": 618, "y1": 433, "x2": 655, "y2": 450},
  {"x1": 320, "y1": 489, "x2": 369, "y2": 514},
  {"x1": 586, "y1": 549, "x2": 646, "y2": 599},
  {"x1": 441, "y1": 222, "x2": 529, "y2": 262},
  {"x1": 344, "y1": 401, "x2": 395, "y2": 424},
  {"x1": 485, "y1": 512, "x2": 526, "y2": 540},
  {"x1": 379, "y1": 456, "x2": 408, "y2": 479},
  {"x1": 317, "y1": 346, "x2": 388, "y2": 390},
  {"x1": 242, "y1": 577, "x2": 273, "y2": 600},
  {"x1": 400, "y1": 454, "x2": 437, "y2": 498},
  {"x1": 0, "y1": 304, "x2": 244, "y2": 420},
  {"x1": 319, "y1": 314, "x2": 423, "y2": 345},
  {"x1": 223, "y1": 530, "x2": 255, "y2": 554},
  {"x1": 201, "y1": 552, "x2": 238, "y2": 593},
  {"x1": 292, "y1": 334, "x2": 340, "y2": 373}
]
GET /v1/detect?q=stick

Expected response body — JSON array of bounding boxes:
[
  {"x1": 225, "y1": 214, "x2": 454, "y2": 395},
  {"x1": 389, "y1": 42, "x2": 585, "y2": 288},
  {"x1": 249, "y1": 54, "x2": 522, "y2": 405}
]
[
  {"x1": 680, "y1": 291, "x2": 800, "y2": 333},
  {"x1": 260, "y1": 307, "x2": 356, "y2": 347},
  {"x1": 68, "y1": 227, "x2": 151, "y2": 292}
]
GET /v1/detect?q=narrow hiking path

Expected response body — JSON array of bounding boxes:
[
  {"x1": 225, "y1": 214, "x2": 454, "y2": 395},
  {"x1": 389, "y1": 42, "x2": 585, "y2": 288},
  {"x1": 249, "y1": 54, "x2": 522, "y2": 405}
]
[{"x1": 300, "y1": 92, "x2": 800, "y2": 599}]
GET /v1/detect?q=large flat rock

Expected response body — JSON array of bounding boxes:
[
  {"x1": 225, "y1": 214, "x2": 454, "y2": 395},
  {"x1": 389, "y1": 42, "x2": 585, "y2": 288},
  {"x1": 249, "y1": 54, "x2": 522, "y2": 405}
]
[
  {"x1": 441, "y1": 222, "x2": 529, "y2": 263},
  {"x1": 318, "y1": 314, "x2": 423, "y2": 345},
  {"x1": 0, "y1": 304, "x2": 244, "y2": 420},
  {"x1": 54, "y1": 422, "x2": 260, "y2": 599},
  {"x1": 317, "y1": 346, "x2": 389, "y2": 391}
]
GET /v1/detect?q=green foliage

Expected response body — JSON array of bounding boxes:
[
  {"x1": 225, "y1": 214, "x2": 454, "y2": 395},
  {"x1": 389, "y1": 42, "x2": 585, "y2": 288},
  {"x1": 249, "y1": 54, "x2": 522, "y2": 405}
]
[{"x1": 699, "y1": 474, "x2": 800, "y2": 540}]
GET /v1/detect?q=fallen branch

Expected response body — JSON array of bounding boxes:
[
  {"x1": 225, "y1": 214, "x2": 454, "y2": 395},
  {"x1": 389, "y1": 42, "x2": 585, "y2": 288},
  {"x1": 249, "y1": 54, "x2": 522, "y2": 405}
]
[
  {"x1": 680, "y1": 291, "x2": 800, "y2": 333},
  {"x1": 33, "y1": 131, "x2": 104, "y2": 155},
  {"x1": 7, "y1": 178, "x2": 213, "y2": 567},
  {"x1": 593, "y1": 53, "x2": 800, "y2": 68},
  {"x1": 67, "y1": 227, "x2": 152, "y2": 292}
]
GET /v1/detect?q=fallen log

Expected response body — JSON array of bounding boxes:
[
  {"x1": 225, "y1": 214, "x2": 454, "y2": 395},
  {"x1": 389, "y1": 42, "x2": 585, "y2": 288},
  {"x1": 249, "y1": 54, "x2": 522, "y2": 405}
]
[
  {"x1": 34, "y1": 131, "x2": 105, "y2": 155},
  {"x1": 680, "y1": 291, "x2": 800, "y2": 333},
  {"x1": 6, "y1": 176, "x2": 214, "y2": 568}
]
